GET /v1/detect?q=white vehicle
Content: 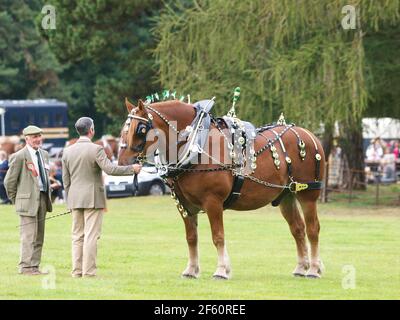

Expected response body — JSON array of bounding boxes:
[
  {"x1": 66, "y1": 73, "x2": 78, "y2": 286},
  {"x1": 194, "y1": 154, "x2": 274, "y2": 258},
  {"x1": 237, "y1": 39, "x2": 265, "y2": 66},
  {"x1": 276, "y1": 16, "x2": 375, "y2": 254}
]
[{"x1": 104, "y1": 164, "x2": 169, "y2": 198}]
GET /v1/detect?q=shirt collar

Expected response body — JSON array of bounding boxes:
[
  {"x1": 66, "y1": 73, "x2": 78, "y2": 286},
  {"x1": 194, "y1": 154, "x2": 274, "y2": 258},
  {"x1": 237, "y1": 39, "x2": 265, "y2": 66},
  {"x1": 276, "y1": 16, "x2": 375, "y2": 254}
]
[
  {"x1": 26, "y1": 144, "x2": 40, "y2": 155},
  {"x1": 78, "y1": 136, "x2": 92, "y2": 142}
]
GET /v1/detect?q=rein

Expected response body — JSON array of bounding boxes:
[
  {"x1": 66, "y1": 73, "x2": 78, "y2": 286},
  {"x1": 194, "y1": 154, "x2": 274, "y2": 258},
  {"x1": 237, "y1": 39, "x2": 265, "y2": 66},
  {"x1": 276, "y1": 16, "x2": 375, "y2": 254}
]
[{"x1": 17, "y1": 210, "x2": 71, "y2": 228}]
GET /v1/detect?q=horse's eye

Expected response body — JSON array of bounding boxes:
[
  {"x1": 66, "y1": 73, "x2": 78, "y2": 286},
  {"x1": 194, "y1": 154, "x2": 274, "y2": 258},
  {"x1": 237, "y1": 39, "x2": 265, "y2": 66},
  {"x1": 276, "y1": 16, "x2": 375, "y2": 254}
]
[{"x1": 137, "y1": 123, "x2": 147, "y2": 137}]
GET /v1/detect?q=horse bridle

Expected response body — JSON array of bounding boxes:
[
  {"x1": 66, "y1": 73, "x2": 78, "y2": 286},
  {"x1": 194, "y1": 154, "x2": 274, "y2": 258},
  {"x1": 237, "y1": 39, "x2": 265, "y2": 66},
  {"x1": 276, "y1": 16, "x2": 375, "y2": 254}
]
[
  {"x1": 120, "y1": 109, "x2": 154, "y2": 154},
  {"x1": 120, "y1": 104, "x2": 182, "y2": 155}
]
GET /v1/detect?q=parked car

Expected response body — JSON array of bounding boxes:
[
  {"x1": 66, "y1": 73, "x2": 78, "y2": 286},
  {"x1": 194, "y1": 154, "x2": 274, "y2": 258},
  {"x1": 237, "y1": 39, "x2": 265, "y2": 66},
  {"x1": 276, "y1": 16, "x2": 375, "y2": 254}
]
[{"x1": 104, "y1": 164, "x2": 169, "y2": 198}]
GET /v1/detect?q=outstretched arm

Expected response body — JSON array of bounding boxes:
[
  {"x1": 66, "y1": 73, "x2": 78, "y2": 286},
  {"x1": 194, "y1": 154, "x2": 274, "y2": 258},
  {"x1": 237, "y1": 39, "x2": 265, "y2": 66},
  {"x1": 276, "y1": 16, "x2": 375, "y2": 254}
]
[{"x1": 95, "y1": 147, "x2": 139, "y2": 176}]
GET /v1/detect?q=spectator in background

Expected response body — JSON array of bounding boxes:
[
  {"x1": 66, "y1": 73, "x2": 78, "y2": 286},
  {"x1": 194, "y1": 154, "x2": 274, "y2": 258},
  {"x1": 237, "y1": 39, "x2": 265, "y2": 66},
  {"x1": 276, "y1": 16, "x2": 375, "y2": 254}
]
[
  {"x1": 328, "y1": 142, "x2": 343, "y2": 188},
  {"x1": 54, "y1": 160, "x2": 63, "y2": 183},
  {"x1": 0, "y1": 151, "x2": 11, "y2": 204},
  {"x1": 49, "y1": 163, "x2": 63, "y2": 203},
  {"x1": 393, "y1": 140, "x2": 399, "y2": 159},
  {"x1": 381, "y1": 147, "x2": 397, "y2": 183},
  {"x1": 366, "y1": 138, "x2": 384, "y2": 161}
]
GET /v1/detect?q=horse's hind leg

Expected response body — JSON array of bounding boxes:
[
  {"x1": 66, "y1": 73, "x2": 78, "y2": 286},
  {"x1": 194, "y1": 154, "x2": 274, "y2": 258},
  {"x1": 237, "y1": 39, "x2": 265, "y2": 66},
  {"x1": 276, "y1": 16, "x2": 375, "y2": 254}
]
[
  {"x1": 279, "y1": 194, "x2": 310, "y2": 277},
  {"x1": 204, "y1": 199, "x2": 231, "y2": 280},
  {"x1": 297, "y1": 192, "x2": 323, "y2": 278},
  {"x1": 181, "y1": 214, "x2": 200, "y2": 278}
]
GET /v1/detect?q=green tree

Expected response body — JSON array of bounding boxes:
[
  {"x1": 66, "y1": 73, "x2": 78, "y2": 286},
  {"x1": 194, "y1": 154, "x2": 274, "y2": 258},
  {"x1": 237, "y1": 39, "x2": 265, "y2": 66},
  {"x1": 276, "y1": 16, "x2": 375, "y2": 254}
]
[
  {"x1": 154, "y1": 0, "x2": 400, "y2": 188},
  {"x1": 0, "y1": 0, "x2": 62, "y2": 98},
  {"x1": 364, "y1": 25, "x2": 400, "y2": 119},
  {"x1": 41, "y1": 0, "x2": 162, "y2": 136}
]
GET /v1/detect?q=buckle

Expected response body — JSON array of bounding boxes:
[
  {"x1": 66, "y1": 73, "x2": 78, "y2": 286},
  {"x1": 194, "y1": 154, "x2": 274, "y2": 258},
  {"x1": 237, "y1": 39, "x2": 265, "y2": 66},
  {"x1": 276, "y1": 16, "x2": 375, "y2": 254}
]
[{"x1": 288, "y1": 182, "x2": 308, "y2": 193}]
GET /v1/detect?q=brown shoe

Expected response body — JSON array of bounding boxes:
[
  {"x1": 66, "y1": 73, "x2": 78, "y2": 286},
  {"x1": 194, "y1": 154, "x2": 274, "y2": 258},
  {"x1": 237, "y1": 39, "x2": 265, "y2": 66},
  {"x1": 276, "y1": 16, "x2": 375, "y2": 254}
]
[
  {"x1": 20, "y1": 269, "x2": 41, "y2": 276},
  {"x1": 19, "y1": 268, "x2": 34, "y2": 275},
  {"x1": 31, "y1": 268, "x2": 49, "y2": 275}
]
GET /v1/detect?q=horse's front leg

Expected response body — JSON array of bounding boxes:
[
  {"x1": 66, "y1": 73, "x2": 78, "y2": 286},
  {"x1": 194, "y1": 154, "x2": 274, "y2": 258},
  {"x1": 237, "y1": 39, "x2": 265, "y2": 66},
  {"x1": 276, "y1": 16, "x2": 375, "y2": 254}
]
[
  {"x1": 204, "y1": 199, "x2": 231, "y2": 280},
  {"x1": 181, "y1": 214, "x2": 200, "y2": 278}
]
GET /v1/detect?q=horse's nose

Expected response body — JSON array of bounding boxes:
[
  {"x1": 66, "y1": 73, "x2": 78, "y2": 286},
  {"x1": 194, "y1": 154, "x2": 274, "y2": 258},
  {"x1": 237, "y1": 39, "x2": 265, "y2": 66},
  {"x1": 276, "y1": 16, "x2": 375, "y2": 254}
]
[{"x1": 118, "y1": 156, "x2": 137, "y2": 166}]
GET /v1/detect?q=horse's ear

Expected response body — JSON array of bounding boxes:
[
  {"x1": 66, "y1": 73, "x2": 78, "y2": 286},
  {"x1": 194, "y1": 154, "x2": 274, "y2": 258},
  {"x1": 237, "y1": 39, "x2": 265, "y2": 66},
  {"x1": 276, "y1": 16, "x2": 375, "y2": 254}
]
[
  {"x1": 125, "y1": 97, "x2": 135, "y2": 113},
  {"x1": 138, "y1": 99, "x2": 145, "y2": 112}
]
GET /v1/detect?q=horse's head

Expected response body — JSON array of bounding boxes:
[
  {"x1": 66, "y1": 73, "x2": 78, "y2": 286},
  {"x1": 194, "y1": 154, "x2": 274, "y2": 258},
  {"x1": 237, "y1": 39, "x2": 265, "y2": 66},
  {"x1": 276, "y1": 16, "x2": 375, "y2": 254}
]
[
  {"x1": 118, "y1": 97, "x2": 197, "y2": 165},
  {"x1": 118, "y1": 98, "x2": 155, "y2": 165}
]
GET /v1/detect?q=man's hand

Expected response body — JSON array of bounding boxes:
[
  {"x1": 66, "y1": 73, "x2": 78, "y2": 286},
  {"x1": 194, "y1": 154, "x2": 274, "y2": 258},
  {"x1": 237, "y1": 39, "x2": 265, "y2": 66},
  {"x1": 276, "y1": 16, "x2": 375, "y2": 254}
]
[{"x1": 132, "y1": 164, "x2": 142, "y2": 174}]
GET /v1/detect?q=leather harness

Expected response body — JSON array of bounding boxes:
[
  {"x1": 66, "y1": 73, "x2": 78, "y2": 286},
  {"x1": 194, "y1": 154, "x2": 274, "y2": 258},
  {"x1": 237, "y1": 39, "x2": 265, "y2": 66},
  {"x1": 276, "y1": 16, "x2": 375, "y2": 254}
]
[
  {"x1": 122, "y1": 101, "x2": 324, "y2": 215},
  {"x1": 223, "y1": 175, "x2": 245, "y2": 209}
]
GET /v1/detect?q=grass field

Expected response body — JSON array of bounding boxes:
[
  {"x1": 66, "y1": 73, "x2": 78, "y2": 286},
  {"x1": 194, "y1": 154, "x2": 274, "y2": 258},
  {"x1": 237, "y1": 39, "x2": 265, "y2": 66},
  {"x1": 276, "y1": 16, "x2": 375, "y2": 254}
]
[
  {"x1": 327, "y1": 184, "x2": 400, "y2": 207},
  {"x1": 0, "y1": 196, "x2": 399, "y2": 300}
]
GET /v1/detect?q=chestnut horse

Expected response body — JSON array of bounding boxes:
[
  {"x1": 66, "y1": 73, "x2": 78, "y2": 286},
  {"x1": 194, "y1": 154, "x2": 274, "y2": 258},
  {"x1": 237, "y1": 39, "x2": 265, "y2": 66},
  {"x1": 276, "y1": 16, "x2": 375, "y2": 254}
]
[
  {"x1": 66, "y1": 135, "x2": 119, "y2": 161},
  {"x1": 119, "y1": 99, "x2": 325, "y2": 280}
]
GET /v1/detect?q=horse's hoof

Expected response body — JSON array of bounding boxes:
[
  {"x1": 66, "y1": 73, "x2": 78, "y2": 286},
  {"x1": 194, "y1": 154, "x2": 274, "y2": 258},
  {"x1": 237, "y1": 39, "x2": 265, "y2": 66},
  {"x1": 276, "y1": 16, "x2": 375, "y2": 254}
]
[
  {"x1": 212, "y1": 274, "x2": 229, "y2": 280},
  {"x1": 181, "y1": 273, "x2": 198, "y2": 279},
  {"x1": 306, "y1": 274, "x2": 321, "y2": 279},
  {"x1": 293, "y1": 272, "x2": 306, "y2": 278}
]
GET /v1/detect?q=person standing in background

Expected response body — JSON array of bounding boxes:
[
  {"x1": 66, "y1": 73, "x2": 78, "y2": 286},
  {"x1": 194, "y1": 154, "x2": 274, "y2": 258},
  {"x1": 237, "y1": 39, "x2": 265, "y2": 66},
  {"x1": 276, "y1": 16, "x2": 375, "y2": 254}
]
[{"x1": 0, "y1": 150, "x2": 10, "y2": 204}]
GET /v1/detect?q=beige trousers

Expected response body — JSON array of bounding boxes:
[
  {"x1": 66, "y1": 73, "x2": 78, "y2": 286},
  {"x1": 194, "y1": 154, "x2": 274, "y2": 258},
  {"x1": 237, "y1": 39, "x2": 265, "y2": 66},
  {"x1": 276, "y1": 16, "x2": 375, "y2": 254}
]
[
  {"x1": 18, "y1": 192, "x2": 48, "y2": 272},
  {"x1": 71, "y1": 208, "x2": 103, "y2": 276}
]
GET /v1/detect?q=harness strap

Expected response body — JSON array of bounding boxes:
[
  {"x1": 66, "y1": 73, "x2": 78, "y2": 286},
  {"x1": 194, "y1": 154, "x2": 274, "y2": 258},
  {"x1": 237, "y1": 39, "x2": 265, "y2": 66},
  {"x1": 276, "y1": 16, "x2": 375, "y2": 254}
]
[
  {"x1": 271, "y1": 128, "x2": 292, "y2": 176},
  {"x1": 298, "y1": 127, "x2": 321, "y2": 181},
  {"x1": 288, "y1": 181, "x2": 324, "y2": 193},
  {"x1": 272, "y1": 180, "x2": 324, "y2": 207},
  {"x1": 289, "y1": 127, "x2": 306, "y2": 161},
  {"x1": 271, "y1": 189, "x2": 290, "y2": 207},
  {"x1": 223, "y1": 175, "x2": 245, "y2": 209},
  {"x1": 315, "y1": 155, "x2": 321, "y2": 181},
  {"x1": 307, "y1": 181, "x2": 324, "y2": 190}
]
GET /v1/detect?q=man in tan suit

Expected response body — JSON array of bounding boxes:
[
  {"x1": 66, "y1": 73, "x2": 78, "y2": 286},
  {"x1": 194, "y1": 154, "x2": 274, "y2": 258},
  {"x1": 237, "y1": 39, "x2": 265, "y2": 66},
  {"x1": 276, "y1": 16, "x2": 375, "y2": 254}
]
[
  {"x1": 62, "y1": 117, "x2": 141, "y2": 278},
  {"x1": 4, "y1": 125, "x2": 53, "y2": 275}
]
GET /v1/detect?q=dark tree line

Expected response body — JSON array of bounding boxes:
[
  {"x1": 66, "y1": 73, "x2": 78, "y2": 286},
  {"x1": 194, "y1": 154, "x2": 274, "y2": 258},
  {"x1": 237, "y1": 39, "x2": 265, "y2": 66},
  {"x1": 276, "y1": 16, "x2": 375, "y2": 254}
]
[{"x1": 1, "y1": 0, "x2": 399, "y2": 189}]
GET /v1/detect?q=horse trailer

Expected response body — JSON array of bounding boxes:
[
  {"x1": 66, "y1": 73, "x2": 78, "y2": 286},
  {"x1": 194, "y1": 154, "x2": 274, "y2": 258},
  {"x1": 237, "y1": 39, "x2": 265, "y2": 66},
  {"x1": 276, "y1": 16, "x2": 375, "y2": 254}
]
[{"x1": 0, "y1": 99, "x2": 68, "y2": 153}]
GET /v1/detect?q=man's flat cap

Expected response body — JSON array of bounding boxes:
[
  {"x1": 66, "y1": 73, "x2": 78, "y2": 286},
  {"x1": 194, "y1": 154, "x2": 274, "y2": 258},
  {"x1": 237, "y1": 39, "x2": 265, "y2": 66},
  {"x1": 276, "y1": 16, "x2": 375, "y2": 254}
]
[{"x1": 23, "y1": 125, "x2": 43, "y2": 136}]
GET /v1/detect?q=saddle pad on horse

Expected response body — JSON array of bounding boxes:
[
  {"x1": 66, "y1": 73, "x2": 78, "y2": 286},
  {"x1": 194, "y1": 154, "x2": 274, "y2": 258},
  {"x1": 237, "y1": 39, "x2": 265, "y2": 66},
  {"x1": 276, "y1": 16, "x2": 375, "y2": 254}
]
[{"x1": 176, "y1": 100, "x2": 215, "y2": 167}]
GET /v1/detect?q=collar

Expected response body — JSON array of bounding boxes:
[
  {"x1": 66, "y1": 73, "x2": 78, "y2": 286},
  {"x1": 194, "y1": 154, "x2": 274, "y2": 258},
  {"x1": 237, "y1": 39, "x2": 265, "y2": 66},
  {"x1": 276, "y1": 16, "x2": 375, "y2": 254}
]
[
  {"x1": 26, "y1": 144, "x2": 41, "y2": 155},
  {"x1": 78, "y1": 136, "x2": 92, "y2": 142}
]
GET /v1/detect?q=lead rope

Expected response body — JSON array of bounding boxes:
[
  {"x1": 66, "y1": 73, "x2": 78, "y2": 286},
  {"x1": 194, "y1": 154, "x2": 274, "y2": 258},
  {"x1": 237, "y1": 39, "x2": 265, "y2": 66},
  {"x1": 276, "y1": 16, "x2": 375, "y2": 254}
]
[
  {"x1": 133, "y1": 173, "x2": 139, "y2": 195},
  {"x1": 17, "y1": 210, "x2": 71, "y2": 228}
]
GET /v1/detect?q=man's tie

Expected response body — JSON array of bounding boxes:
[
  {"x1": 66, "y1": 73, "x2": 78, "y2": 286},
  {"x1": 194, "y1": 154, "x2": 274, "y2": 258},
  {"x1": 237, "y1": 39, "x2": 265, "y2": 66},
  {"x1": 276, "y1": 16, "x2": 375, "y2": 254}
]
[{"x1": 36, "y1": 150, "x2": 47, "y2": 192}]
